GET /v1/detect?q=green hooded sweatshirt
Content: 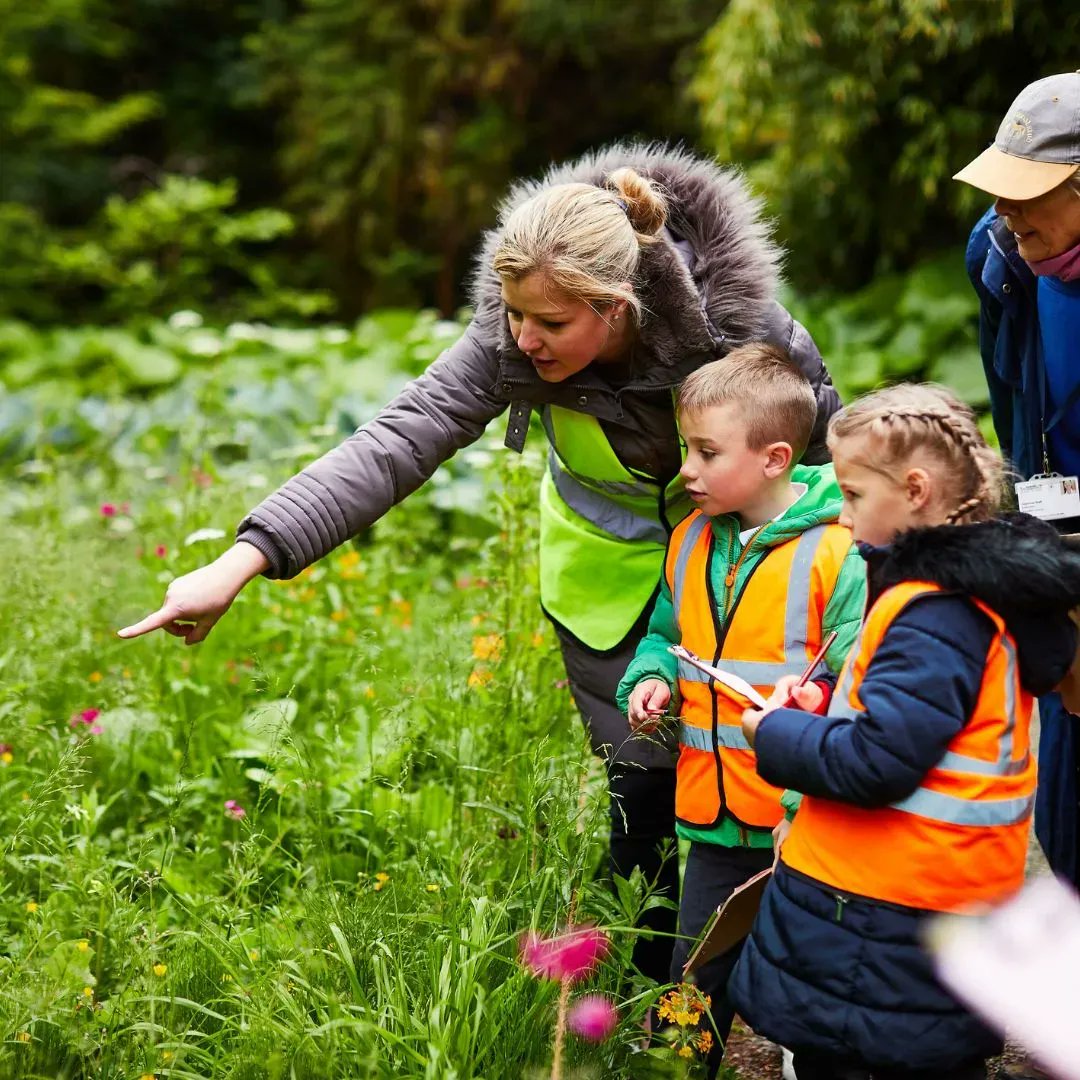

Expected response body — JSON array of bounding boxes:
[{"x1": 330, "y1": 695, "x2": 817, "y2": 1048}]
[{"x1": 616, "y1": 463, "x2": 866, "y2": 848}]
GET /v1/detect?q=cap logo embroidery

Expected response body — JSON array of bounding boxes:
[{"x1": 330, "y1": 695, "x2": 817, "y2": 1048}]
[{"x1": 1010, "y1": 110, "x2": 1034, "y2": 145}]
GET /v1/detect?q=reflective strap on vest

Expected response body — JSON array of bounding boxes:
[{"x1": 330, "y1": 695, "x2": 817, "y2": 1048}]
[
  {"x1": 891, "y1": 787, "x2": 1035, "y2": 827},
  {"x1": 831, "y1": 614, "x2": 1030, "y2": 822},
  {"x1": 679, "y1": 721, "x2": 753, "y2": 752},
  {"x1": 547, "y1": 451, "x2": 668, "y2": 544},
  {"x1": 672, "y1": 514, "x2": 712, "y2": 624},
  {"x1": 674, "y1": 523, "x2": 828, "y2": 682}
]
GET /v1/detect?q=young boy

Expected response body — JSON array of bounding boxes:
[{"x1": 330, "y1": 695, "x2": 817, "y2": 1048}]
[{"x1": 616, "y1": 343, "x2": 865, "y2": 1074}]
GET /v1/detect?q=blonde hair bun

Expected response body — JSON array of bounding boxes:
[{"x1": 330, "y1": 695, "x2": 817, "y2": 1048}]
[{"x1": 606, "y1": 167, "x2": 668, "y2": 238}]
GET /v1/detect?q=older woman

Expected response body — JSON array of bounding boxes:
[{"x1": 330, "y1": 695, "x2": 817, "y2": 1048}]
[
  {"x1": 120, "y1": 144, "x2": 839, "y2": 987},
  {"x1": 957, "y1": 69, "x2": 1080, "y2": 951}
]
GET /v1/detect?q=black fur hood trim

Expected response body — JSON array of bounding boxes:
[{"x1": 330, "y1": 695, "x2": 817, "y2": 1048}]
[
  {"x1": 867, "y1": 515, "x2": 1080, "y2": 695},
  {"x1": 870, "y1": 514, "x2": 1080, "y2": 617}
]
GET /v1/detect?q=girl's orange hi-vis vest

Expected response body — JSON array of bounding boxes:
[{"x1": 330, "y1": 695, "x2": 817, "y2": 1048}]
[
  {"x1": 782, "y1": 580, "x2": 1037, "y2": 911},
  {"x1": 666, "y1": 510, "x2": 853, "y2": 832}
]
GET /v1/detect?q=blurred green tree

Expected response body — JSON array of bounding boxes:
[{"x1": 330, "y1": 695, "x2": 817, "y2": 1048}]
[{"x1": 693, "y1": 0, "x2": 1080, "y2": 289}]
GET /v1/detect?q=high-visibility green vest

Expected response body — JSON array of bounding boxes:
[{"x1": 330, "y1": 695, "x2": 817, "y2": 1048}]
[{"x1": 539, "y1": 404, "x2": 690, "y2": 650}]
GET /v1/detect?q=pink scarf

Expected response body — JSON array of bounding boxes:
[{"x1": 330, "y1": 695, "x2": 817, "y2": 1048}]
[{"x1": 1025, "y1": 237, "x2": 1080, "y2": 283}]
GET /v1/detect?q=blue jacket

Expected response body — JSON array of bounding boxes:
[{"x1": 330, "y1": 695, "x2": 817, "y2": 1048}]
[
  {"x1": 966, "y1": 207, "x2": 1080, "y2": 882},
  {"x1": 729, "y1": 517, "x2": 1080, "y2": 1068}
]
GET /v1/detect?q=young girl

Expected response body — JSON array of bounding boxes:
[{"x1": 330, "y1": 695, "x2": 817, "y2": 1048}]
[{"x1": 728, "y1": 384, "x2": 1080, "y2": 1080}]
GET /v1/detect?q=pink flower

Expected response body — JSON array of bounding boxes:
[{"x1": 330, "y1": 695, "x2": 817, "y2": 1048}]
[
  {"x1": 520, "y1": 925, "x2": 609, "y2": 982},
  {"x1": 100, "y1": 504, "x2": 116, "y2": 517},
  {"x1": 70, "y1": 709, "x2": 101, "y2": 729},
  {"x1": 154, "y1": 545, "x2": 167, "y2": 558},
  {"x1": 89, "y1": 725, "x2": 103, "y2": 736},
  {"x1": 224, "y1": 800, "x2": 246, "y2": 821},
  {"x1": 567, "y1": 995, "x2": 618, "y2": 1042}
]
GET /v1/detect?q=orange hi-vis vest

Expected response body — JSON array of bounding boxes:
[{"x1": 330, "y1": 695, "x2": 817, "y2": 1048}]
[
  {"x1": 782, "y1": 580, "x2": 1037, "y2": 911},
  {"x1": 666, "y1": 510, "x2": 853, "y2": 832}
]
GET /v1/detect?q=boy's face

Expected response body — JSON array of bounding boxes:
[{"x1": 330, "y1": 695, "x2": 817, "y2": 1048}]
[{"x1": 678, "y1": 403, "x2": 790, "y2": 521}]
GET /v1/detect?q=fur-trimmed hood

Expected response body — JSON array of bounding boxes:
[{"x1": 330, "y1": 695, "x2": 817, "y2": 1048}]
[
  {"x1": 865, "y1": 514, "x2": 1080, "y2": 695},
  {"x1": 470, "y1": 142, "x2": 782, "y2": 388}
]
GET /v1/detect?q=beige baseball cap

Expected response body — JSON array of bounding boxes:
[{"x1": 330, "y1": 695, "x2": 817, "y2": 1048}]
[{"x1": 954, "y1": 71, "x2": 1080, "y2": 201}]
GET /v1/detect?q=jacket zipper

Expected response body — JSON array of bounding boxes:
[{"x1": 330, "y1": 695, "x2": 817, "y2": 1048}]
[
  {"x1": 721, "y1": 524, "x2": 770, "y2": 621},
  {"x1": 834, "y1": 894, "x2": 849, "y2": 923}
]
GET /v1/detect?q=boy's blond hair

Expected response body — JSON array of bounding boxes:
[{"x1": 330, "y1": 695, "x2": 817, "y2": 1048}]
[{"x1": 677, "y1": 343, "x2": 817, "y2": 459}]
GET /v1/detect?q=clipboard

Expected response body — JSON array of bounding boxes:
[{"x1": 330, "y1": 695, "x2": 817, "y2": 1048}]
[
  {"x1": 668, "y1": 645, "x2": 769, "y2": 709},
  {"x1": 683, "y1": 867, "x2": 773, "y2": 976}
]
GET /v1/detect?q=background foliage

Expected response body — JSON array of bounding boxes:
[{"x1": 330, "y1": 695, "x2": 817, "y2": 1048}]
[{"x1": 5, "y1": 0, "x2": 1074, "y2": 322}]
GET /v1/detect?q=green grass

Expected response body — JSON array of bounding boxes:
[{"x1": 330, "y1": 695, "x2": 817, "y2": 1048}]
[{"x1": 0, "y1": 412, "x2": 710, "y2": 1079}]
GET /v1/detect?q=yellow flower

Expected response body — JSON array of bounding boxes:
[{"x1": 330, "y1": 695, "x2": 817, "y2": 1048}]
[
  {"x1": 373, "y1": 881, "x2": 385, "y2": 892},
  {"x1": 88, "y1": 671, "x2": 102, "y2": 683},
  {"x1": 15, "y1": 1032, "x2": 30, "y2": 1043},
  {"x1": 469, "y1": 613, "x2": 484, "y2": 627},
  {"x1": 77, "y1": 940, "x2": 90, "y2": 952},
  {"x1": 139, "y1": 1073, "x2": 155, "y2": 1080},
  {"x1": 152, "y1": 963, "x2": 167, "y2": 977},
  {"x1": 161, "y1": 1051, "x2": 174, "y2": 1061},
  {"x1": 531, "y1": 630, "x2": 544, "y2": 648},
  {"x1": 330, "y1": 609, "x2": 348, "y2": 622},
  {"x1": 696, "y1": 1030, "x2": 714, "y2": 1054},
  {"x1": 375, "y1": 872, "x2": 390, "y2": 882},
  {"x1": 425, "y1": 883, "x2": 440, "y2": 893},
  {"x1": 21, "y1": 791, "x2": 30, "y2": 801},
  {"x1": 0, "y1": 751, "x2": 12, "y2": 765},
  {"x1": 467, "y1": 667, "x2": 493, "y2": 690},
  {"x1": 24, "y1": 901, "x2": 38, "y2": 913},
  {"x1": 122, "y1": 668, "x2": 132, "y2": 679},
  {"x1": 471, "y1": 633, "x2": 504, "y2": 661},
  {"x1": 249, "y1": 949, "x2": 260, "y2": 961},
  {"x1": 338, "y1": 550, "x2": 361, "y2": 569},
  {"x1": 677, "y1": 1045, "x2": 694, "y2": 1059},
  {"x1": 364, "y1": 686, "x2": 376, "y2": 699},
  {"x1": 674, "y1": 1009, "x2": 693, "y2": 1026},
  {"x1": 82, "y1": 986, "x2": 93, "y2": 998}
]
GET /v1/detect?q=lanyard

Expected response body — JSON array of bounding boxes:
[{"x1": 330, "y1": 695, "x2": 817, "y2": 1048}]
[{"x1": 1037, "y1": 356, "x2": 1080, "y2": 474}]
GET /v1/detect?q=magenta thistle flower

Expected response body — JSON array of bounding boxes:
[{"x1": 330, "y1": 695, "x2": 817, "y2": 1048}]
[
  {"x1": 224, "y1": 800, "x2": 246, "y2": 820},
  {"x1": 520, "y1": 925, "x2": 609, "y2": 982},
  {"x1": 567, "y1": 994, "x2": 618, "y2": 1042},
  {"x1": 100, "y1": 503, "x2": 117, "y2": 517}
]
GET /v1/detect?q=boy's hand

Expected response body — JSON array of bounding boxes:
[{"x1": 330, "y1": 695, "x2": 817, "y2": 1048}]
[
  {"x1": 766, "y1": 674, "x2": 825, "y2": 713},
  {"x1": 628, "y1": 679, "x2": 672, "y2": 732},
  {"x1": 771, "y1": 818, "x2": 792, "y2": 870},
  {"x1": 741, "y1": 706, "x2": 765, "y2": 747}
]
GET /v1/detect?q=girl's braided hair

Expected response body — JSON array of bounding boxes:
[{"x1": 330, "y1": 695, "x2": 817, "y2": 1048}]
[{"x1": 826, "y1": 383, "x2": 1004, "y2": 524}]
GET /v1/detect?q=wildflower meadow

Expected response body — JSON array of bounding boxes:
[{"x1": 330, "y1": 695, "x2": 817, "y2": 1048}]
[{"x1": 0, "y1": 314, "x2": 728, "y2": 1079}]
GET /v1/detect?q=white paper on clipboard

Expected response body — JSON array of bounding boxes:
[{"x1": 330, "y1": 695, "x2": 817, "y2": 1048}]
[{"x1": 668, "y1": 645, "x2": 769, "y2": 709}]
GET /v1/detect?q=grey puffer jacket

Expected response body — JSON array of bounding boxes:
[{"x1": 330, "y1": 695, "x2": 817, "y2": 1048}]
[{"x1": 238, "y1": 144, "x2": 840, "y2": 579}]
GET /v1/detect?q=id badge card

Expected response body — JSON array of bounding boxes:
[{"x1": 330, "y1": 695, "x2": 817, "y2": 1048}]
[{"x1": 1015, "y1": 472, "x2": 1080, "y2": 521}]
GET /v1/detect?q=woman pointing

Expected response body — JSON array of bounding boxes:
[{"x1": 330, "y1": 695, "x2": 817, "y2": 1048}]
[{"x1": 120, "y1": 143, "x2": 840, "y2": 984}]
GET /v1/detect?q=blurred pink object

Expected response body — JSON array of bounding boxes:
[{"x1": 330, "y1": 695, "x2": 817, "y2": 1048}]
[
  {"x1": 567, "y1": 994, "x2": 618, "y2": 1041},
  {"x1": 224, "y1": 800, "x2": 246, "y2": 821},
  {"x1": 520, "y1": 925, "x2": 609, "y2": 982},
  {"x1": 100, "y1": 504, "x2": 116, "y2": 517}
]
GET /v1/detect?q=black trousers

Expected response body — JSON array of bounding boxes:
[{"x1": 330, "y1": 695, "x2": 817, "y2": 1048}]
[
  {"x1": 671, "y1": 842, "x2": 775, "y2": 1078},
  {"x1": 554, "y1": 612, "x2": 680, "y2": 987},
  {"x1": 792, "y1": 1051, "x2": 987, "y2": 1080},
  {"x1": 608, "y1": 764, "x2": 680, "y2": 985}
]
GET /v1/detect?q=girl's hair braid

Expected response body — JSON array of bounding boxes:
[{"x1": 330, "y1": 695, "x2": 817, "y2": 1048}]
[{"x1": 826, "y1": 384, "x2": 1004, "y2": 523}]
